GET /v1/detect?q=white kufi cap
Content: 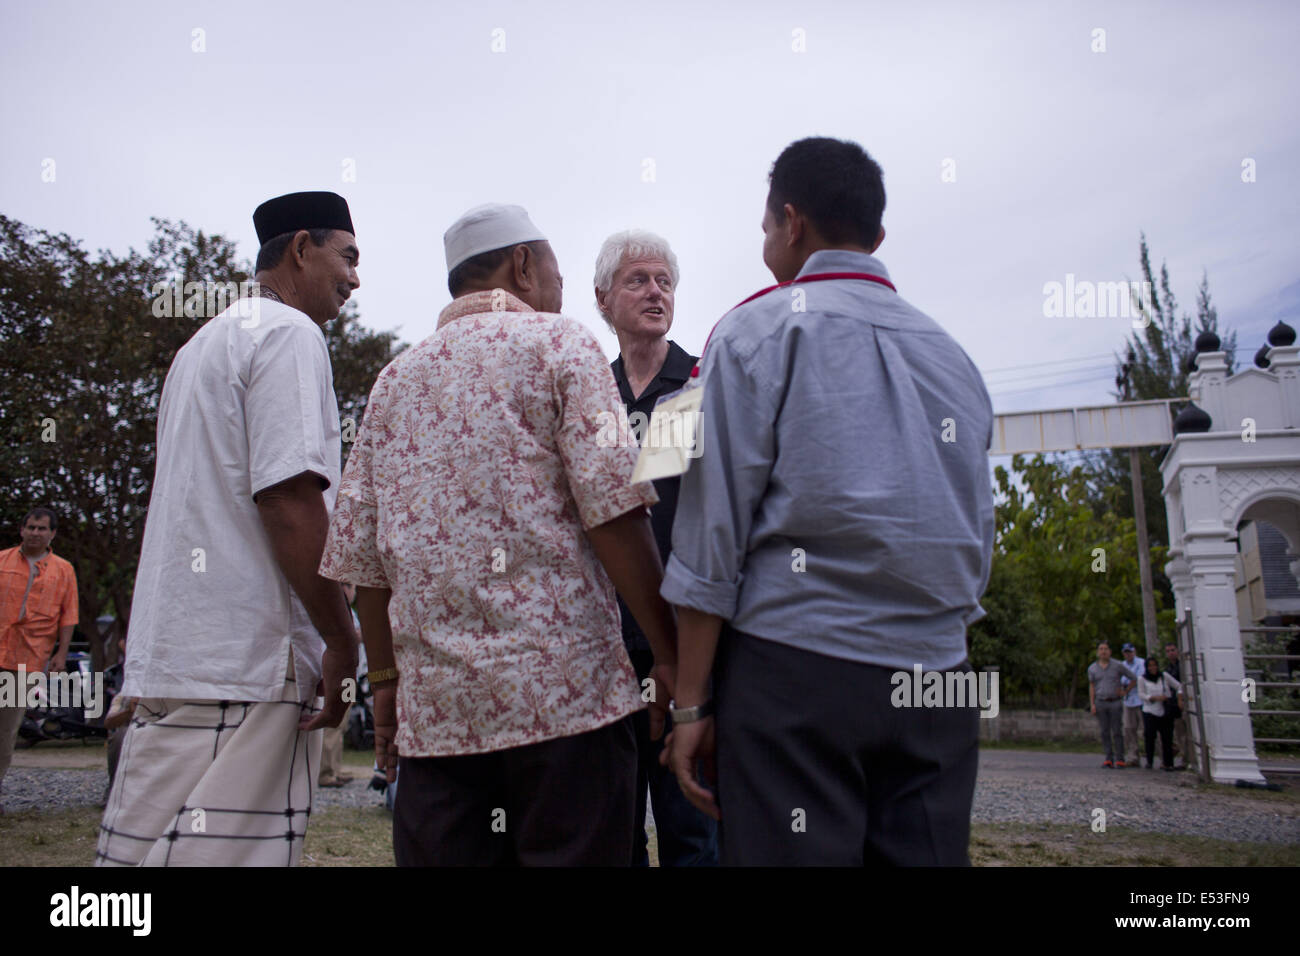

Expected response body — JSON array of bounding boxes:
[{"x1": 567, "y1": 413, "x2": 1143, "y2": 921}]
[{"x1": 444, "y1": 203, "x2": 547, "y2": 273}]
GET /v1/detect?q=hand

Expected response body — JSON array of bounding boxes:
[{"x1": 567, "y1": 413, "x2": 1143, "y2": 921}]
[
  {"x1": 661, "y1": 715, "x2": 720, "y2": 821},
  {"x1": 372, "y1": 682, "x2": 399, "y2": 784},
  {"x1": 104, "y1": 698, "x2": 137, "y2": 730},
  {"x1": 300, "y1": 643, "x2": 359, "y2": 731},
  {"x1": 50, "y1": 652, "x2": 67, "y2": 673},
  {"x1": 1090, "y1": 703, "x2": 1096, "y2": 715},
  {"x1": 647, "y1": 662, "x2": 677, "y2": 742}
]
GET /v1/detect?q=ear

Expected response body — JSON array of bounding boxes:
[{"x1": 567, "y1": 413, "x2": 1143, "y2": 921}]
[
  {"x1": 290, "y1": 230, "x2": 313, "y2": 267},
  {"x1": 594, "y1": 283, "x2": 610, "y2": 316},
  {"x1": 511, "y1": 244, "x2": 533, "y2": 292},
  {"x1": 870, "y1": 226, "x2": 886, "y2": 254},
  {"x1": 783, "y1": 203, "x2": 803, "y2": 248}
]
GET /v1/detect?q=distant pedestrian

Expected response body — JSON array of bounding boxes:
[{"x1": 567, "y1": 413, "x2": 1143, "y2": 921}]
[
  {"x1": 1138, "y1": 657, "x2": 1182, "y2": 770},
  {"x1": 1, "y1": 507, "x2": 79, "y2": 813},
  {"x1": 1118, "y1": 642, "x2": 1145, "y2": 766},
  {"x1": 1088, "y1": 641, "x2": 1138, "y2": 768}
]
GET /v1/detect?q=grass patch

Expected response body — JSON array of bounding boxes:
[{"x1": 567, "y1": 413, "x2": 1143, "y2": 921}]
[
  {"x1": 4, "y1": 807, "x2": 1293, "y2": 867},
  {"x1": 969, "y1": 822, "x2": 1300, "y2": 866},
  {"x1": 0, "y1": 806, "x2": 102, "y2": 866},
  {"x1": 341, "y1": 746, "x2": 380, "y2": 769},
  {"x1": 302, "y1": 807, "x2": 395, "y2": 866}
]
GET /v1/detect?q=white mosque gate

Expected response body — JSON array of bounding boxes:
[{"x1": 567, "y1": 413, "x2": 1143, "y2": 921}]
[{"x1": 989, "y1": 322, "x2": 1299, "y2": 784}]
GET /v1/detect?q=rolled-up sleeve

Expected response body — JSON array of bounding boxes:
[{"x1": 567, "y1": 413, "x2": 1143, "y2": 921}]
[
  {"x1": 553, "y1": 326, "x2": 658, "y2": 530},
  {"x1": 319, "y1": 380, "x2": 390, "y2": 587},
  {"x1": 661, "y1": 333, "x2": 776, "y2": 619}
]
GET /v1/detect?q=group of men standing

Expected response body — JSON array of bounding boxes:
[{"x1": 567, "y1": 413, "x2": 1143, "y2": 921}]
[{"x1": 89, "y1": 136, "x2": 995, "y2": 866}]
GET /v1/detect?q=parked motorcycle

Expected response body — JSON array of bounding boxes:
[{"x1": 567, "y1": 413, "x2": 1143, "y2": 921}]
[{"x1": 18, "y1": 651, "x2": 110, "y2": 746}]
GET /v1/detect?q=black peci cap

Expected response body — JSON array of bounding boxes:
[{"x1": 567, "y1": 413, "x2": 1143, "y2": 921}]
[{"x1": 253, "y1": 191, "x2": 355, "y2": 245}]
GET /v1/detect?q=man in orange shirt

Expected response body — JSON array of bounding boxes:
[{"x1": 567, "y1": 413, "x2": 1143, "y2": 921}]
[{"x1": 0, "y1": 508, "x2": 79, "y2": 811}]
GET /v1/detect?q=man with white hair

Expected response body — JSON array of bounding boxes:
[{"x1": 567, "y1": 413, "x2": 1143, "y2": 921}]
[
  {"x1": 321, "y1": 205, "x2": 679, "y2": 866},
  {"x1": 594, "y1": 230, "x2": 716, "y2": 866}
]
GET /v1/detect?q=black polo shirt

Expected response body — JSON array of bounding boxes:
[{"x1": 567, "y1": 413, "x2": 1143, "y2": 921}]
[{"x1": 610, "y1": 340, "x2": 698, "y2": 652}]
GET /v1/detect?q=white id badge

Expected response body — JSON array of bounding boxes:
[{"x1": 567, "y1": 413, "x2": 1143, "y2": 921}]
[{"x1": 631, "y1": 381, "x2": 704, "y2": 483}]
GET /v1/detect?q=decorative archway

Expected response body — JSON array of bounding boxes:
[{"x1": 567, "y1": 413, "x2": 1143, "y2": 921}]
[{"x1": 1161, "y1": 323, "x2": 1299, "y2": 783}]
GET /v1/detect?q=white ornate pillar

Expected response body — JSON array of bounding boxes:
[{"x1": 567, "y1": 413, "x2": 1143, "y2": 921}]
[{"x1": 1178, "y1": 466, "x2": 1266, "y2": 783}]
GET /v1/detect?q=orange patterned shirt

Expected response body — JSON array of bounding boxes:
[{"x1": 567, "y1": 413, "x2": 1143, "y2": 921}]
[
  {"x1": 320, "y1": 290, "x2": 657, "y2": 756},
  {"x1": 0, "y1": 546, "x2": 78, "y2": 671}
]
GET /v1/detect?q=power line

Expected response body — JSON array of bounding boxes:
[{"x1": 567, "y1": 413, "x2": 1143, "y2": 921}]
[
  {"x1": 983, "y1": 361, "x2": 1116, "y2": 389},
  {"x1": 979, "y1": 352, "x2": 1117, "y2": 377},
  {"x1": 987, "y1": 369, "x2": 1118, "y2": 398}
]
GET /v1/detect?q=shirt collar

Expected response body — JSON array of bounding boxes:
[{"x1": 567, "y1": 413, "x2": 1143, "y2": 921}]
[
  {"x1": 797, "y1": 249, "x2": 892, "y2": 283},
  {"x1": 438, "y1": 289, "x2": 534, "y2": 330},
  {"x1": 612, "y1": 340, "x2": 696, "y2": 396},
  {"x1": 660, "y1": 340, "x2": 697, "y2": 381}
]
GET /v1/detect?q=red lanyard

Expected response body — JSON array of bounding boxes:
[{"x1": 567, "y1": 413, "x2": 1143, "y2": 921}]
[{"x1": 691, "y1": 272, "x2": 896, "y2": 377}]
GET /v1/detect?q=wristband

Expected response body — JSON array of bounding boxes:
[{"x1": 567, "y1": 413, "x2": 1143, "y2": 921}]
[{"x1": 368, "y1": 667, "x2": 398, "y2": 685}]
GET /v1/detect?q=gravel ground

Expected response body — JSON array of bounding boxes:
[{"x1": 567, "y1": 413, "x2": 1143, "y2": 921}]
[
  {"x1": 5, "y1": 746, "x2": 1298, "y2": 845},
  {"x1": 0, "y1": 767, "x2": 392, "y2": 814},
  {"x1": 973, "y1": 750, "x2": 1300, "y2": 845}
]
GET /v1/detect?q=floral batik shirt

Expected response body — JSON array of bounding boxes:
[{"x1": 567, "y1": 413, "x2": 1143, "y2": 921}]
[{"x1": 320, "y1": 289, "x2": 657, "y2": 756}]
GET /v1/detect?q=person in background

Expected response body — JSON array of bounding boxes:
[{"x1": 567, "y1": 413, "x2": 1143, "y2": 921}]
[
  {"x1": 319, "y1": 583, "x2": 360, "y2": 788},
  {"x1": 0, "y1": 507, "x2": 79, "y2": 814},
  {"x1": 1118, "y1": 642, "x2": 1145, "y2": 767},
  {"x1": 1089, "y1": 641, "x2": 1139, "y2": 768},
  {"x1": 102, "y1": 631, "x2": 135, "y2": 804},
  {"x1": 1138, "y1": 657, "x2": 1182, "y2": 770}
]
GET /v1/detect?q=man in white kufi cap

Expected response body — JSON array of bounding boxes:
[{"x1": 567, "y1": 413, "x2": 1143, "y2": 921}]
[{"x1": 321, "y1": 203, "x2": 680, "y2": 865}]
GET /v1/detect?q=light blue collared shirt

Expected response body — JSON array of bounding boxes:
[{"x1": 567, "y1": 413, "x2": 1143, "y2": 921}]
[{"x1": 660, "y1": 250, "x2": 994, "y2": 671}]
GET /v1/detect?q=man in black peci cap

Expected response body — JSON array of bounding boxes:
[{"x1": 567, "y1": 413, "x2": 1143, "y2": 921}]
[{"x1": 97, "y1": 192, "x2": 361, "y2": 867}]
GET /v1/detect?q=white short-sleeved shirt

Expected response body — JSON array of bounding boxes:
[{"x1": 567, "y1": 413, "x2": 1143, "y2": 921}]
[{"x1": 123, "y1": 299, "x2": 341, "y2": 702}]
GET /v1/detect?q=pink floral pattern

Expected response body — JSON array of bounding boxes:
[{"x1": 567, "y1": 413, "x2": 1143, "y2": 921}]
[{"x1": 320, "y1": 290, "x2": 656, "y2": 756}]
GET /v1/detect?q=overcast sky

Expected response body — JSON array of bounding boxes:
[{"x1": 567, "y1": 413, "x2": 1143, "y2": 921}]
[{"x1": 3, "y1": 0, "x2": 1297, "y2": 418}]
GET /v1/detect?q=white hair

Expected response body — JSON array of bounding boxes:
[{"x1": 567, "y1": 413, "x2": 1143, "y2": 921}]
[{"x1": 593, "y1": 229, "x2": 680, "y2": 325}]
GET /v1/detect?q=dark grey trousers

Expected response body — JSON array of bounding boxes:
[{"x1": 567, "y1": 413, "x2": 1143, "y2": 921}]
[
  {"x1": 393, "y1": 714, "x2": 637, "y2": 866},
  {"x1": 714, "y1": 630, "x2": 979, "y2": 866},
  {"x1": 1095, "y1": 699, "x2": 1124, "y2": 761}
]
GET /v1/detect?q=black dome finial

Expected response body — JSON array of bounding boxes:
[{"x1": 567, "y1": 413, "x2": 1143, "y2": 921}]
[
  {"x1": 1194, "y1": 330, "x2": 1221, "y2": 353},
  {"x1": 1174, "y1": 403, "x2": 1212, "y2": 434}
]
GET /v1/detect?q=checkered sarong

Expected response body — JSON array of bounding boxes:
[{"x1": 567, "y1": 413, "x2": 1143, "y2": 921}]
[{"x1": 95, "y1": 658, "x2": 322, "y2": 866}]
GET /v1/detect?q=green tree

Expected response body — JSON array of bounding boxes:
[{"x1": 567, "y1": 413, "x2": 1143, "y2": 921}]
[
  {"x1": 970, "y1": 455, "x2": 1171, "y2": 708},
  {"x1": 0, "y1": 214, "x2": 403, "y2": 666},
  {"x1": 1083, "y1": 235, "x2": 1236, "y2": 618}
]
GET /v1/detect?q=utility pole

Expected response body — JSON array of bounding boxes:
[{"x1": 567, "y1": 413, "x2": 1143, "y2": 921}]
[{"x1": 1120, "y1": 365, "x2": 1160, "y2": 657}]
